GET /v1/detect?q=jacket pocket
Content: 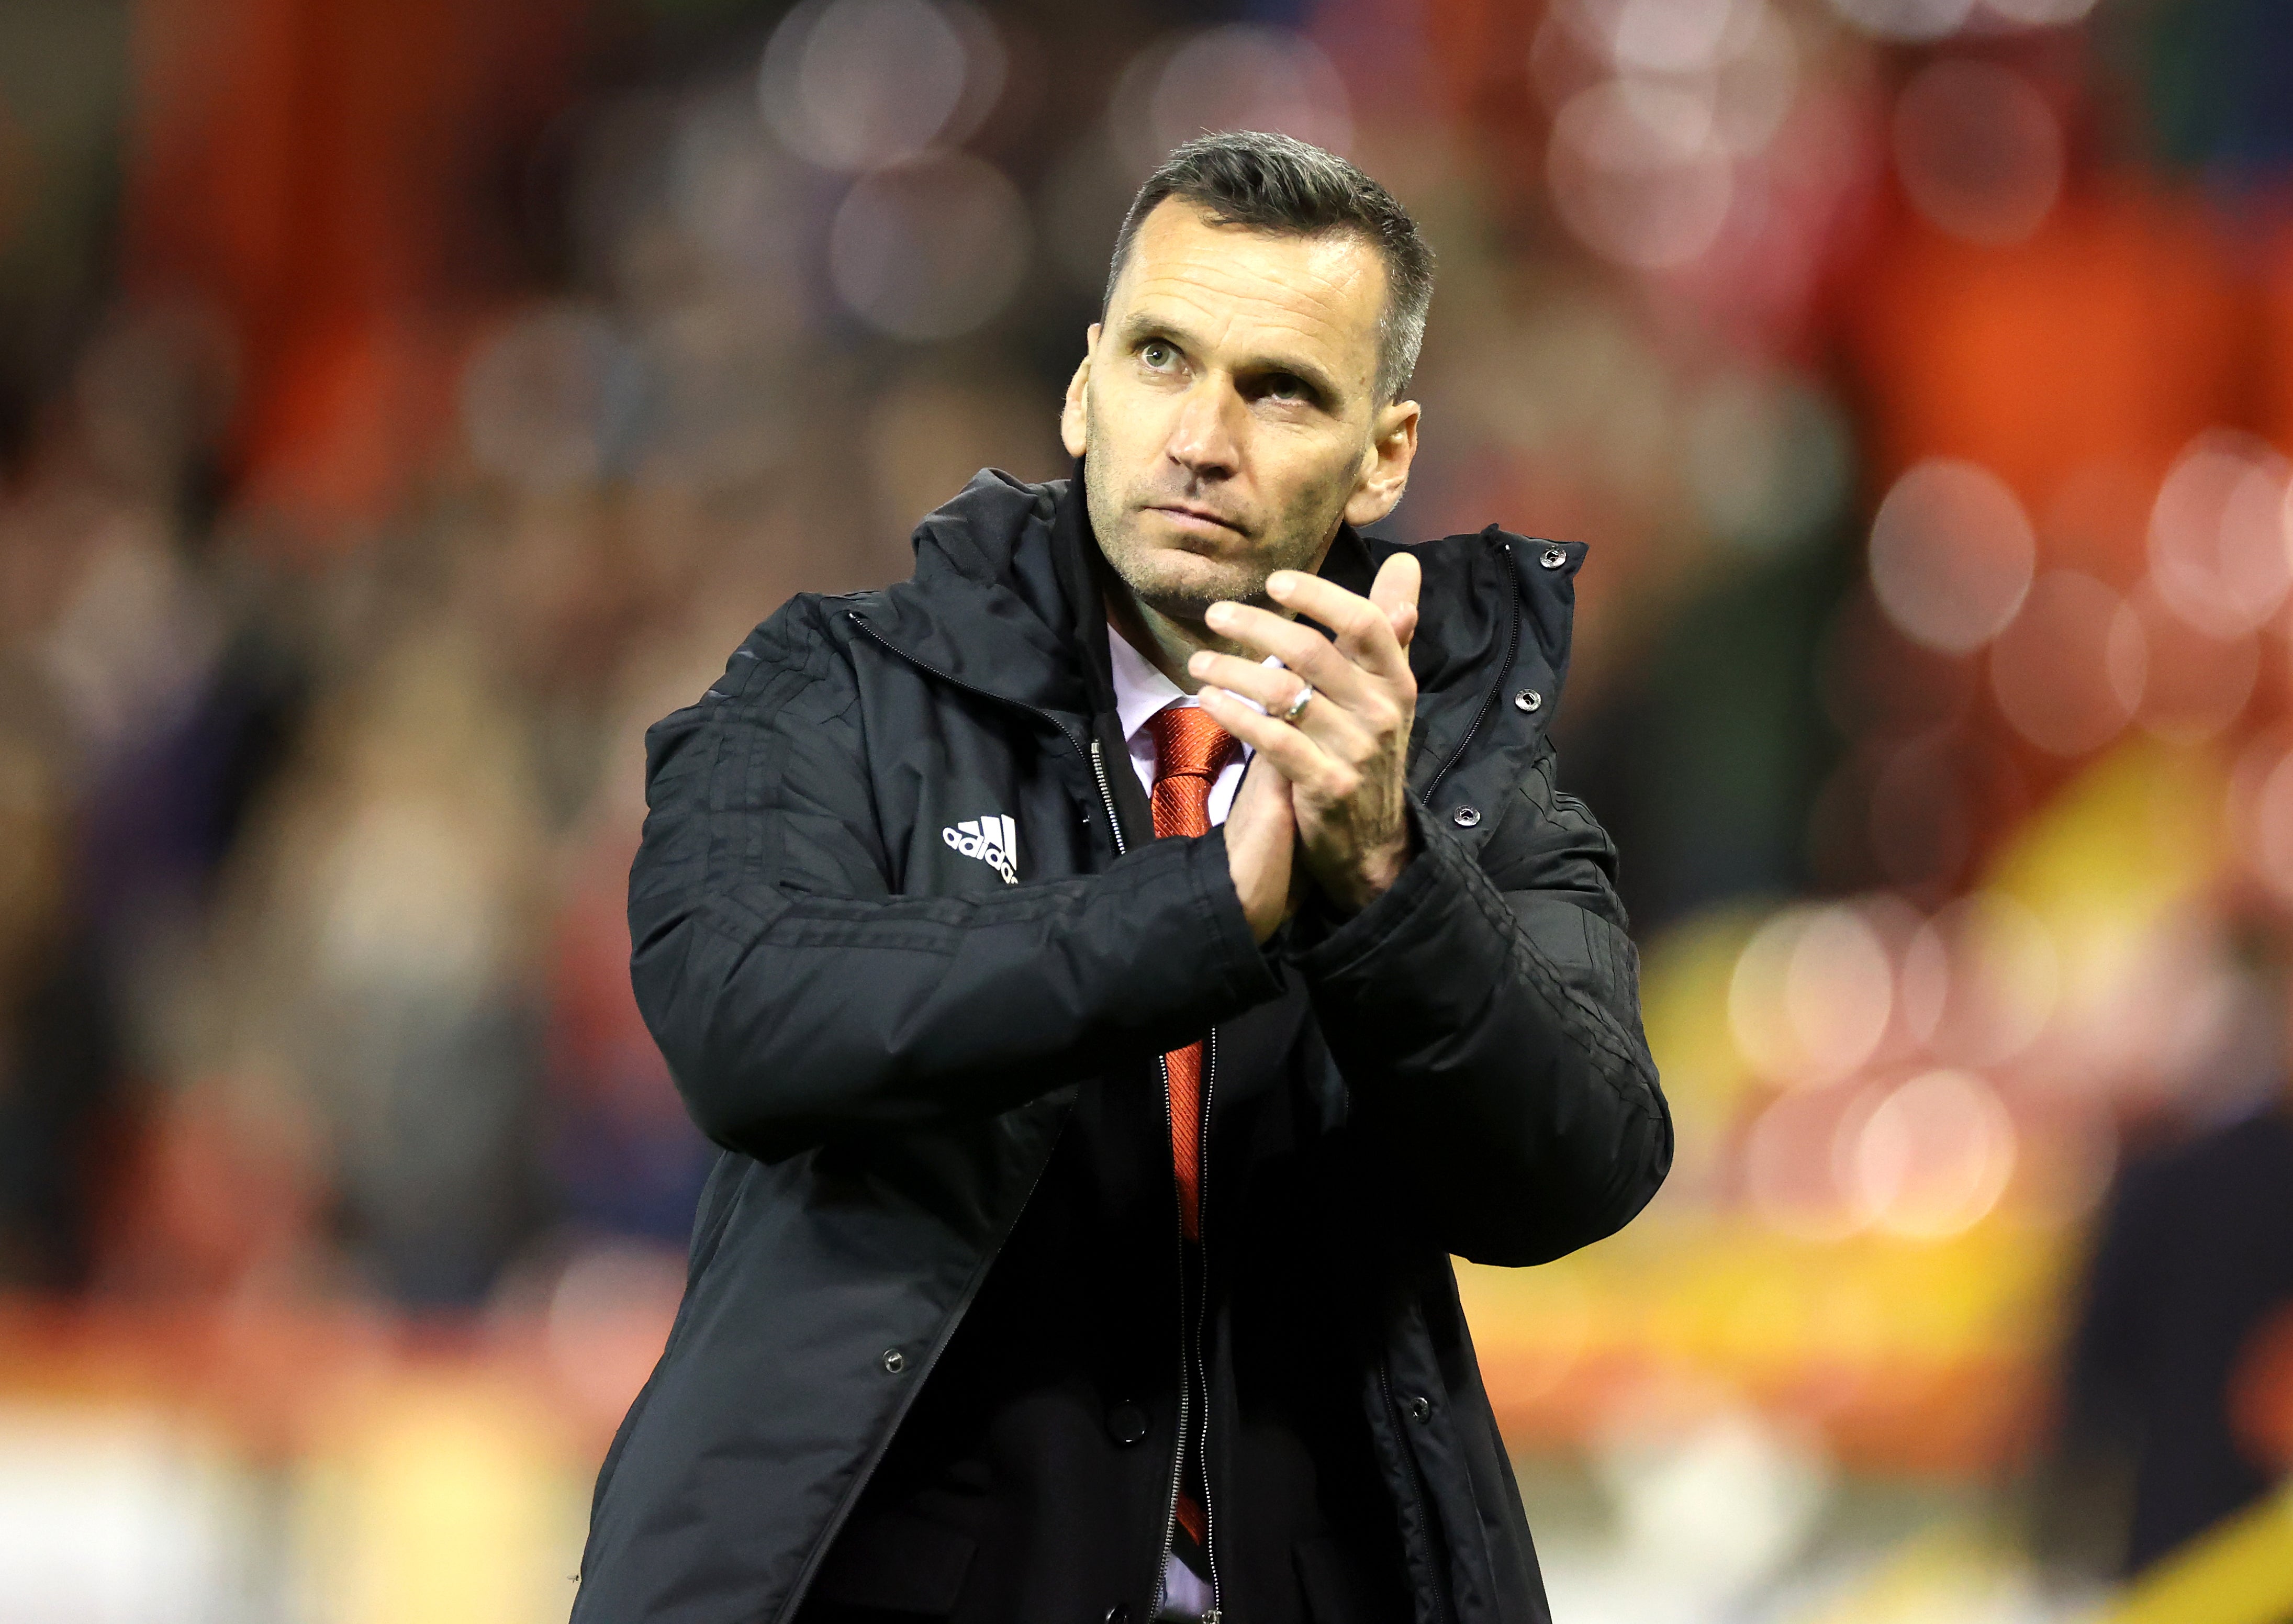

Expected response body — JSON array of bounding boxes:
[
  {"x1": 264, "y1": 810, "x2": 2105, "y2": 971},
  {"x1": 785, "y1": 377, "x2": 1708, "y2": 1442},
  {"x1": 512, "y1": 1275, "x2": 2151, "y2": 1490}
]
[{"x1": 808, "y1": 1511, "x2": 977, "y2": 1616}]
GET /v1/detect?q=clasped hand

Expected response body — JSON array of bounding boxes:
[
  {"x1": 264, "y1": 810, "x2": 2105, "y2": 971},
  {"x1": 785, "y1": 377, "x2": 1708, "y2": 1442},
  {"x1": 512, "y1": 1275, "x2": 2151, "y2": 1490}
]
[{"x1": 1191, "y1": 553, "x2": 1422, "y2": 941}]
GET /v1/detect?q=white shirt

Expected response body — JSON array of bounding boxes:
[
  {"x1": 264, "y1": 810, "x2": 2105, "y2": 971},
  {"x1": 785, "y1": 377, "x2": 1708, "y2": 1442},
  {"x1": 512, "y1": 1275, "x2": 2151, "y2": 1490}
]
[
  {"x1": 1106, "y1": 621, "x2": 1236, "y2": 1615},
  {"x1": 1107, "y1": 622, "x2": 1254, "y2": 826}
]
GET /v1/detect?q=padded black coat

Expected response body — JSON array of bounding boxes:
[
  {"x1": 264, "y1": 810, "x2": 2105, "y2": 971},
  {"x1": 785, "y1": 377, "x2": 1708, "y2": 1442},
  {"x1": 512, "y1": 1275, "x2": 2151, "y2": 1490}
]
[{"x1": 572, "y1": 469, "x2": 1672, "y2": 1623}]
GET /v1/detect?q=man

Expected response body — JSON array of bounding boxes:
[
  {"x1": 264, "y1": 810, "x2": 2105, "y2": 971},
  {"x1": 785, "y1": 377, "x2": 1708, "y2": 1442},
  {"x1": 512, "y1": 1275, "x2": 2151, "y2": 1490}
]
[{"x1": 574, "y1": 131, "x2": 1670, "y2": 1624}]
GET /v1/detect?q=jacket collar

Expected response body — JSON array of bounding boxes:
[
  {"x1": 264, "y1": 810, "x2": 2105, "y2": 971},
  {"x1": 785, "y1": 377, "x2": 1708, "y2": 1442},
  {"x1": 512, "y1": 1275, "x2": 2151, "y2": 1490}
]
[
  {"x1": 855, "y1": 469, "x2": 1098, "y2": 725},
  {"x1": 856, "y1": 462, "x2": 1390, "y2": 733}
]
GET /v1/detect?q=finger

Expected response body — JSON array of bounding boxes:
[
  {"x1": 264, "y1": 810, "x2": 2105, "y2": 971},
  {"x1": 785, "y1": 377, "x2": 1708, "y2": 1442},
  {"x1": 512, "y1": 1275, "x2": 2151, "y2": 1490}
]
[
  {"x1": 1372, "y1": 553, "x2": 1421, "y2": 653},
  {"x1": 1183, "y1": 651, "x2": 1311, "y2": 715},
  {"x1": 1265, "y1": 570, "x2": 1412, "y2": 687},
  {"x1": 1202, "y1": 601, "x2": 1378, "y2": 708},
  {"x1": 1194, "y1": 685, "x2": 1332, "y2": 787},
  {"x1": 1368, "y1": 551, "x2": 1422, "y2": 630},
  {"x1": 1187, "y1": 651, "x2": 1309, "y2": 712},
  {"x1": 1188, "y1": 649, "x2": 1378, "y2": 758}
]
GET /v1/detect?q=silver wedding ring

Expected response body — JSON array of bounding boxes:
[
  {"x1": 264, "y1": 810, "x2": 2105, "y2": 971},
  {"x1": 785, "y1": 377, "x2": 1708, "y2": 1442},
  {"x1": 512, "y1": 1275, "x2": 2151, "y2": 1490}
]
[{"x1": 1282, "y1": 682, "x2": 1316, "y2": 722}]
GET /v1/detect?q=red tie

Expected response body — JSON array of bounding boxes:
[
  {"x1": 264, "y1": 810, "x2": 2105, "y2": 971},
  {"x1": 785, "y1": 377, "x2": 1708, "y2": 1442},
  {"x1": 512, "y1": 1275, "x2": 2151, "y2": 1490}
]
[{"x1": 1147, "y1": 704, "x2": 1239, "y2": 1241}]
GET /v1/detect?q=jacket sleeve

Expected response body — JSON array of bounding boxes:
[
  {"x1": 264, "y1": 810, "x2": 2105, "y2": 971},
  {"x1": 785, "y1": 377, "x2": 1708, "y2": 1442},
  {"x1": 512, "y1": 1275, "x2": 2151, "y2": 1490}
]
[
  {"x1": 1289, "y1": 748, "x2": 1671, "y2": 1267},
  {"x1": 629, "y1": 601, "x2": 1282, "y2": 1163}
]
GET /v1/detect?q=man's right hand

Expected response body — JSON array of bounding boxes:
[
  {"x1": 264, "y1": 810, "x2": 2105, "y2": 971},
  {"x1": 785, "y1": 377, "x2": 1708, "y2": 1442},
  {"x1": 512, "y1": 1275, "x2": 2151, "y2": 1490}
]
[{"x1": 1225, "y1": 751, "x2": 1297, "y2": 944}]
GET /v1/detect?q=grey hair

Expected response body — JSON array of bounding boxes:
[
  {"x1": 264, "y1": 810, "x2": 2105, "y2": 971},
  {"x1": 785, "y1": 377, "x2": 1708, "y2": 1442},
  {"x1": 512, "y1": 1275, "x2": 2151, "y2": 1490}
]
[{"x1": 1103, "y1": 130, "x2": 1435, "y2": 404}]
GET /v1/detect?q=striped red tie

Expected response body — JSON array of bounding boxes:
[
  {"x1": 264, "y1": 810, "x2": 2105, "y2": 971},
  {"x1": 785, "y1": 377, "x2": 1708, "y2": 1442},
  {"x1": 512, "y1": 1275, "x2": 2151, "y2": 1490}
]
[{"x1": 1147, "y1": 704, "x2": 1238, "y2": 1241}]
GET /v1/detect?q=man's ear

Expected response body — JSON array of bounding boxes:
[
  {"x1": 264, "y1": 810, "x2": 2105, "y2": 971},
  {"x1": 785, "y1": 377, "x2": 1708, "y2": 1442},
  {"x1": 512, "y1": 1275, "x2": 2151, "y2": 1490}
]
[
  {"x1": 1060, "y1": 325, "x2": 1100, "y2": 458},
  {"x1": 1345, "y1": 398, "x2": 1420, "y2": 528}
]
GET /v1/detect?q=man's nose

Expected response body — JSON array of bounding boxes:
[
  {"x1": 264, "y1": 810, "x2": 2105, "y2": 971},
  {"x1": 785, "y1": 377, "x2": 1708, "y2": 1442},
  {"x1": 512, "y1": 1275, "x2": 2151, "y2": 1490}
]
[{"x1": 1165, "y1": 377, "x2": 1241, "y2": 480}]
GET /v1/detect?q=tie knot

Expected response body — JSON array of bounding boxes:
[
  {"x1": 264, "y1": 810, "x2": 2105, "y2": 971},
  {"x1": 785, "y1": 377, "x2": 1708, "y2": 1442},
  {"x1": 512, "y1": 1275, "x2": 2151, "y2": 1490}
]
[{"x1": 1148, "y1": 704, "x2": 1238, "y2": 783}]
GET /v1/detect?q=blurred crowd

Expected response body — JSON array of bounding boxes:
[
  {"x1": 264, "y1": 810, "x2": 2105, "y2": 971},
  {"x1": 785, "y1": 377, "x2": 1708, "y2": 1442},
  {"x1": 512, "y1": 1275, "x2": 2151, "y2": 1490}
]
[{"x1": 1, "y1": 0, "x2": 2290, "y2": 1618}]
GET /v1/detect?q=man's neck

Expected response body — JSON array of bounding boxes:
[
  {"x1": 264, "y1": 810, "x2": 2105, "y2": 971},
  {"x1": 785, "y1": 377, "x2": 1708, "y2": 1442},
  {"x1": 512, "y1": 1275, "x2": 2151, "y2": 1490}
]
[{"x1": 1103, "y1": 586, "x2": 1218, "y2": 695}]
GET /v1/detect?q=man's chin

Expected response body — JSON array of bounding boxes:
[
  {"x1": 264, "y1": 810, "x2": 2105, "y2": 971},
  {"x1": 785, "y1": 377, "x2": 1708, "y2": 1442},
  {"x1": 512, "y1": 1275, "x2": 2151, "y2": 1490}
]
[{"x1": 1125, "y1": 556, "x2": 1269, "y2": 622}]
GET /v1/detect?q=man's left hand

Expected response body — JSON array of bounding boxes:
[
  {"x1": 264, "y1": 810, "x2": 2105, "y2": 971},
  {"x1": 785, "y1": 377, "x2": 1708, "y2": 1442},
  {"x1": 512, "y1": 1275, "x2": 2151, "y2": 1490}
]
[{"x1": 1191, "y1": 554, "x2": 1422, "y2": 913}]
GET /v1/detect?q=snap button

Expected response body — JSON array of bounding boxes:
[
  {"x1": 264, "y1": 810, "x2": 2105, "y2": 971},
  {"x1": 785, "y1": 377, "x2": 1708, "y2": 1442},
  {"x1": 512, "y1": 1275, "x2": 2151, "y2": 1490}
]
[
  {"x1": 1104, "y1": 1606, "x2": 1132, "y2": 1624},
  {"x1": 1514, "y1": 689, "x2": 1542, "y2": 713},
  {"x1": 1105, "y1": 1402, "x2": 1149, "y2": 1447},
  {"x1": 1452, "y1": 807, "x2": 1481, "y2": 828},
  {"x1": 1540, "y1": 545, "x2": 1568, "y2": 569},
  {"x1": 879, "y1": 1348, "x2": 906, "y2": 1374},
  {"x1": 1408, "y1": 1394, "x2": 1433, "y2": 1423}
]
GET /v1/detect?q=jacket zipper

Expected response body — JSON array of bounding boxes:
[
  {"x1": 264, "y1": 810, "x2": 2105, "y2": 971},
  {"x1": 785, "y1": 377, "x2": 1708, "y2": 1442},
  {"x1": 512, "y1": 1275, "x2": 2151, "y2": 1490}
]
[
  {"x1": 1088, "y1": 736, "x2": 1128, "y2": 856},
  {"x1": 1378, "y1": 1356, "x2": 1457, "y2": 1624},
  {"x1": 1422, "y1": 540, "x2": 1523, "y2": 805},
  {"x1": 846, "y1": 613, "x2": 1128, "y2": 855}
]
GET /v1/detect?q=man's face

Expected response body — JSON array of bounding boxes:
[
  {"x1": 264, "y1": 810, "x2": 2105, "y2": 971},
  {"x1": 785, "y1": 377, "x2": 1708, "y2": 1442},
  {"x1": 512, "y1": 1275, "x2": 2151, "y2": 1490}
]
[{"x1": 1061, "y1": 198, "x2": 1419, "y2": 625}]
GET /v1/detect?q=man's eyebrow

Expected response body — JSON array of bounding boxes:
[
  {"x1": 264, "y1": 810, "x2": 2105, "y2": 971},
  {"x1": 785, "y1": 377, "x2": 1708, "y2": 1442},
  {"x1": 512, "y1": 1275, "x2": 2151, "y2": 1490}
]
[
  {"x1": 1238, "y1": 351, "x2": 1342, "y2": 407},
  {"x1": 1112, "y1": 310, "x2": 1201, "y2": 353},
  {"x1": 1112, "y1": 311, "x2": 1346, "y2": 406}
]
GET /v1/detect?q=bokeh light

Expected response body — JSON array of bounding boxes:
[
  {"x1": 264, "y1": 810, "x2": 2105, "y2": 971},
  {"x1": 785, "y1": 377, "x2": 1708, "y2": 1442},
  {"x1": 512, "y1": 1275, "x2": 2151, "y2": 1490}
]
[
  {"x1": 758, "y1": 0, "x2": 1002, "y2": 173},
  {"x1": 1706, "y1": 8, "x2": 1800, "y2": 155},
  {"x1": 1111, "y1": 26, "x2": 1352, "y2": 176},
  {"x1": 1844, "y1": 1068, "x2": 2016, "y2": 1238},
  {"x1": 1728, "y1": 902, "x2": 1895, "y2": 1087},
  {"x1": 1559, "y1": 0, "x2": 1765, "y2": 77},
  {"x1": 1898, "y1": 890, "x2": 2060, "y2": 1067},
  {"x1": 1828, "y1": 0, "x2": 1974, "y2": 44},
  {"x1": 1984, "y1": 0, "x2": 2101, "y2": 27},
  {"x1": 1867, "y1": 458, "x2": 2036, "y2": 654},
  {"x1": 828, "y1": 154, "x2": 1031, "y2": 340},
  {"x1": 1988, "y1": 570, "x2": 2146, "y2": 755},
  {"x1": 1892, "y1": 59, "x2": 2063, "y2": 246},
  {"x1": 2129, "y1": 581, "x2": 2258, "y2": 744},
  {"x1": 2146, "y1": 430, "x2": 2293, "y2": 638},
  {"x1": 1549, "y1": 78, "x2": 1736, "y2": 269},
  {"x1": 1744, "y1": 1083, "x2": 1867, "y2": 1238},
  {"x1": 2230, "y1": 736, "x2": 2293, "y2": 903}
]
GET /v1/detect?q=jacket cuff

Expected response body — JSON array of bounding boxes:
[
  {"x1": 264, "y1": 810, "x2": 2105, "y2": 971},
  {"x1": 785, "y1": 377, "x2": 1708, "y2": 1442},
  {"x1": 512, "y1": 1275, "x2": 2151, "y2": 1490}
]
[
  {"x1": 1187, "y1": 825, "x2": 1287, "y2": 1005},
  {"x1": 1285, "y1": 800, "x2": 1466, "y2": 982}
]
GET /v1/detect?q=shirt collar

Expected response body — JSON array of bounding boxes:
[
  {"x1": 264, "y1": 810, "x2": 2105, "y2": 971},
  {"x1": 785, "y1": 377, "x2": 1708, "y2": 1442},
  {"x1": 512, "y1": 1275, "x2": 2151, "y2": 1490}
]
[{"x1": 1106, "y1": 621, "x2": 1191, "y2": 746}]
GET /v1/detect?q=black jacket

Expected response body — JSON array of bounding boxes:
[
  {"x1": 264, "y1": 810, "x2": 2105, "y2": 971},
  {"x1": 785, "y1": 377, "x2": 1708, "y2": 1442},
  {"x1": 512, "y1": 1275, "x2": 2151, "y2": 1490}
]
[{"x1": 574, "y1": 471, "x2": 1671, "y2": 1624}]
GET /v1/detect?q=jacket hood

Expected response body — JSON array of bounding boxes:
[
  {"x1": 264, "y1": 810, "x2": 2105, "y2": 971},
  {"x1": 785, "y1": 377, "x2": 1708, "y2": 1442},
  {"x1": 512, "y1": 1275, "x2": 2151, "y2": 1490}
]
[{"x1": 865, "y1": 468, "x2": 1097, "y2": 722}]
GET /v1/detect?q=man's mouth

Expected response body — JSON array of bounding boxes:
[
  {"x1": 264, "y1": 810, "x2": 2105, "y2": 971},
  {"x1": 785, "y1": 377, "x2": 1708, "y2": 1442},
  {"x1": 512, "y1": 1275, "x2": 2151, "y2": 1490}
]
[{"x1": 1146, "y1": 502, "x2": 1247, "y2": 539}]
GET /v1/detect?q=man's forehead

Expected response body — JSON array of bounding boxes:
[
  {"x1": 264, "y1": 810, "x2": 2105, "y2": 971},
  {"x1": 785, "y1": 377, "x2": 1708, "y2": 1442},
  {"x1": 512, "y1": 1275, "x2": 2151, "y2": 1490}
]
[{"x1": 1112, "y1": 201, "x2": 1385, "y2": 387}]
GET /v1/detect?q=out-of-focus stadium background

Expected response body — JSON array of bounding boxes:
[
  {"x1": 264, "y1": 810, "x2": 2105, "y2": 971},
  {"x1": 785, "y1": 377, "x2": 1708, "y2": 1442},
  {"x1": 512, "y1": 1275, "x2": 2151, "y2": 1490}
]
[{"x1": 0, "y1": 0, "x2": 2289, "y2": 1619}]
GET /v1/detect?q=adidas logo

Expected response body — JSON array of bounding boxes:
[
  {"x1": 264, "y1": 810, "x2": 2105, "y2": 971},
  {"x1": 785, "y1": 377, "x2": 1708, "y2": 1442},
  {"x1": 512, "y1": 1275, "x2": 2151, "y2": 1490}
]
[{"x1": 942, "y1": 814, "x2": 1018, "y2": 884}]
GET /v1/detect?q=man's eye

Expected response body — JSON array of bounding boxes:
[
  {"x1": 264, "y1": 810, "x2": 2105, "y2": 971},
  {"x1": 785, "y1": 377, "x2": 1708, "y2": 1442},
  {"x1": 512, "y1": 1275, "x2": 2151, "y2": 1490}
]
[
  {"x1": 1140, "y1": 341, "x2": 1175, "y2": 368},
  {"x1": 1267, "y1": 375, "x2": 1305, "y2": 401}
]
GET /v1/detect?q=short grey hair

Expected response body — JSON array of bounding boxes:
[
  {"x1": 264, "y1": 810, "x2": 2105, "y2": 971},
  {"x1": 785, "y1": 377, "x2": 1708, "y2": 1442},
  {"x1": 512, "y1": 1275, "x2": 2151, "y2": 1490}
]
[{"x1": 1103, "y1": 130, "x2": 1435, "y2": 404}]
